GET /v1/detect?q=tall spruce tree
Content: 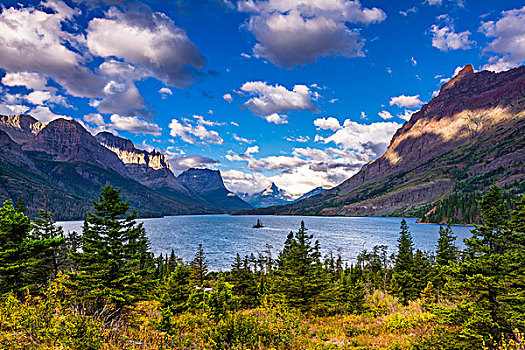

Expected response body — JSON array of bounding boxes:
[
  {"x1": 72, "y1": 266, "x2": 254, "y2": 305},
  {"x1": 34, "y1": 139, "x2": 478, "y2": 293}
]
[
  {"x1": 0, "y1": 200, "x2": 33, "y2": 295},
  {"x1": 273, "y1": 221, "x2": 327, "y2": 311},
  {"x1": 391, "y1": 219, "x2": 416, "y2": 304},
  {"x1": 160, "y1": 260, "x2": 192, "y2": 313},
  {"x1": 190, "y1": 243, "x2": 208, "y2": 287},
  {"x1": 433, "y1": 225, "x2": 457, "y2": 292},
  {"x1": 449, "y1": 186, "x2": 525, "y2": 348},
  {"x1": 230, "y1": 253, "x2": 258, "y2": 308},
  {"x1": 0, "y1": 201, "x2": 65, "y2": 295},
  {"x1": 31, "y1": 210, "x2": 66, "y2": 285},
  {"x1": 436, "y1": 225, "x2": 457, "y2": 266},
  {"x1": 69, "y1": 186, "x2": 150, "y2": 312}
]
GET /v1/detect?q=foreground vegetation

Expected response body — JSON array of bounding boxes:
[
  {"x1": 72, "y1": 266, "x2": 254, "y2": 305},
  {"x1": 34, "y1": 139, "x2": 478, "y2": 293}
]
[{"x1": 0, "y1": 185, "x2": 523, "y2": 349}]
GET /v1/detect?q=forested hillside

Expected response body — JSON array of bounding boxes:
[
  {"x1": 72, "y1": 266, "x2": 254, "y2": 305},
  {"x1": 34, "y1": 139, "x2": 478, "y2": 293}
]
[{"x1": 0, "y1": 186, "x2": 523, "y2": 349}]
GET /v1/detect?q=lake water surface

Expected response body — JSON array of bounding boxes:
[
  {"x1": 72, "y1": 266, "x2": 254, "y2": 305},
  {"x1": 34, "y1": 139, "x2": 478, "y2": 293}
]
[{"x1": 58, "y1": 215, "x2": 473, "y2": 270}]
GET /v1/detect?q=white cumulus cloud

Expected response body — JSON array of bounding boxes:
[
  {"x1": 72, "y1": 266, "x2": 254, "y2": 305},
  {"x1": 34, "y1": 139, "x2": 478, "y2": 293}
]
[
  {"x1": 223, "y1": 93, "x2": 233, "y2": 103},
  {"x1": 169, "y1": 118, "x2": 223, "y2": 144},
  {"x1": 238, "y1": 0, "x2": 386, "y2": 67},
  {"x1": 431, "y1": 25, "x2": 473, "y2": 51},
  {"x1": 86, "y1": 7, "x2": 205, "y2": 88},
  {"x1": 480, "y1": 6, "x2": 525, "y2": 72},
  {"x1": 316, "y1": 120, "x2": 402, "y2": 158},
  {"x1": 314, "y1": 117, "x2": 342, "y2": 131},
  {"x1": 241, "y1": 81, "x2": 318, "y2": 118},
  {"x1": 378, "y1": 110, "x2": 394, "y2": 120},
  {"x1": 389, "y1": 94, "x2": 424, "y2": 108},
  {"x1": 1, "y1": 72, "x2": 48, "y2": 91}
]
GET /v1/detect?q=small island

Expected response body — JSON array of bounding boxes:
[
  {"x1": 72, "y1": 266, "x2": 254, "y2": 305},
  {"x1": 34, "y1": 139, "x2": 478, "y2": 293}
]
[{"x1": 253, "y1": 219, "x2": 264, "y2": 228}]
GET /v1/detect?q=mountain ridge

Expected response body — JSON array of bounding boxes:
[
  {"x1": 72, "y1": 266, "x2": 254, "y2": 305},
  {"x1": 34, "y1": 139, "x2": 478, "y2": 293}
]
[
  {"x1": 178, "y1": 168, "x2": 252, "y2": 212},
  {"x1": 0, "y1": 116, "x2": 220, "y2": 219},
  {"x1": 241, "y1": 65, "x2": 525, "y2": 223},
  {"x1": 240, "y1": 182, "x2": 294, "y2": 208}
]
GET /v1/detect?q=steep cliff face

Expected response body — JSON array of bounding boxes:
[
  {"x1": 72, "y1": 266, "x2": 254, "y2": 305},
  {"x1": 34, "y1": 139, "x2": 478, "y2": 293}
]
[
  {"x1": 250, "y1": 65, "x2": 525, "y2": 218},
  {"x1": 23, "y1": 119, "x2": 130, "y2": 177},
  {"x1": 0, "y1": 130, "x2": 39, "y2": 173},
  {"x1": 0, "y1": 117, "x2": 220, "y2": 219},
  {"x1": 178, "y1": 168, "x2": 252, "y2": 212},
  {"x1": 0, "y1": 114, "x2": 45, "y2": 144},
  {"x1": 95, "y1": 132, "x2": 192, "y2": 196}
]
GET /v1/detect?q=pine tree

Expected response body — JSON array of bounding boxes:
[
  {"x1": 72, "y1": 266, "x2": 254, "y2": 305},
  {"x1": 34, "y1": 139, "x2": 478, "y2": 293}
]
[
  {"x1": 449, "y1": 186, "x2": 525, "y2": 347},
  {"x1": 69, "y1": 185, "x2": 151, "y2": 312},
  {"x1": 190, "y1": 243, "x2": 208, "y2": 287},
  {"x1": 391, "y1": 219, "x2": 416, "y2": 304},
  {"x1": 31, "y1": 210, "x2": 66, "y2": 286},
  {"x1": 433, "y1": 225, "x2": 457, "y2": 292},
  {"x1": 207, "y1": 275, "x2": 238, "y2": 319},
  {"x1": 394, "y1": 219, "x2": 413, "y2": 270},
  {"x1": 230, "y1": 253, "x2": 258, "y2": 308},
  {"x1": 411, "y1": 249, "x2": 433, "y2": 296},
  {"x1": 435, "y1": 225, "x2": 457, "y2": 266},
  {"x1": 160, "y1": 260, "x2": 192, "y2": 313},
  {"x1": 0, "y1": 200, "x2": 34, "y2": 295},
  {"x1": 273, "y1": 221, "x2": 327, "y2": 311}
]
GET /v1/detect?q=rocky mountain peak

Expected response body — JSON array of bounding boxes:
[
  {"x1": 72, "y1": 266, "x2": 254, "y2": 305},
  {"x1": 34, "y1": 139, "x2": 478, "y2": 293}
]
[
  {"x1": 178, "y1": 168, "x2": 226, "y2": 192},
  {"x1": 266, "y1": 182, "x2": 278, "y2": 192},
  {"x1": 0, "y1": 114, "x2": 45, "y2": 144},
  {"x1": 96, "y1": 131, "x2": 135, "y2": 151},
  {"x1": 23, "y1": 118, "x2": 130, "y2": 176},
  {"x1": 93, "y1": 131, "x2": 195, "y2": 195},
  {"x1": 177, "y1": 168, "x2": 251, "y2": 212},
  {"x1": 439, "y1": 64, "x2": 475, "y2": 93}
]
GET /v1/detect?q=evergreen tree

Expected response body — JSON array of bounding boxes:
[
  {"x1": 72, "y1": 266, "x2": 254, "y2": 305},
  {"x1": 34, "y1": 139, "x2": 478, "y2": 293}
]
[
  {"x1": 230, "y1": 253, "x2": 258, "y2": 308},
  {"x1": 0, "y1": 200, "x2": 34, "y2": 295},
  {"x1": 411, "y1": 249, "x2": 433, "y2": 296},
  {"x1": 357, "y1": 245, "x2": 389, "y2": 291},
  {"x1": 391, "y1": 219, "x2": 416, "y2": 304},
  {"x1": 190, "y1": 243, "x2": 208, "y2": 287},
  {"x1": 31, "y1": 210, "x2": 66, "y2": 285},
  {"x1": 436, "y1": 225, "x2": 457, "y2": 266},
  {"x1": 160, "y1": 260, "x2": 192, "y2": 313},
  {"x1": 449, "y1": 186, "x2": 524, "y2": 347},
  {"x1": 63, "y1": 231, "x2": 82, "y2": 272},
  {"x1": 394, "y1": 219, "x2": 414, "y2": 270},
  {"x1": 167, "y1": 249, "x2": 176, "y2": 275},
  {"x1": 207, "y1": 275, "x2": 238, "y2": 319},
  {"x1": 273, "y1": 221, "x2": 327, "y2": 312},
  {"x1": 69, "y1": 186, "x2": 150, "y2": 312}
]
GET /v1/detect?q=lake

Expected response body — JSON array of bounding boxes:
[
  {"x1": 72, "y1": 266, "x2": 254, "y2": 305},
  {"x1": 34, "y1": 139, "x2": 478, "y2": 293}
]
[{"x1": 58, "y1": 215, "x2": 474, "y2": 270}]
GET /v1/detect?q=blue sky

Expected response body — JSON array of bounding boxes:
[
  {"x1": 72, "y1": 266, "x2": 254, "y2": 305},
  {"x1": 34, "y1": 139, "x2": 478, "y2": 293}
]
[{"x1": 0, "y1": 0, "x2": 524, "y2": 195}]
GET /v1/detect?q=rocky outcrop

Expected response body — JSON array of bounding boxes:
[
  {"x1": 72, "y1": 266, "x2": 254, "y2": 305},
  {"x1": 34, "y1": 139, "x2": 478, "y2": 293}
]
[
  {"x1": 0, "y1": 114, "x2": 45, "y2": 144},
  {"x1": 95, "y1": 132, "x2": 192, "y2": 196},
  {"x1": 178, "y1": 168, "x2": 252, "y2": 212},
  {"x1": 23, "y1": 118, "x2": 130, "y2": 176},
  {"x1": 248, "y1": 65, "x2": 525, "y2": 218}
]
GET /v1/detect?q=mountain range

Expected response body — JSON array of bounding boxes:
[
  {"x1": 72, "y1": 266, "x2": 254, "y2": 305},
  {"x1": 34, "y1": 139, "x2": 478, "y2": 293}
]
[
  {"x1": 242, "y1": 65, "x2": 525, "y2": 223},
  {"x1": 0, "y1": 65, "x2": 523, "y2": 223},
  {"x1": 238, "y1": 182, "x2": 295, "y2": 208},
  {"x1": 0, "y1": 115, "x2": 250, "y2": 220}
]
